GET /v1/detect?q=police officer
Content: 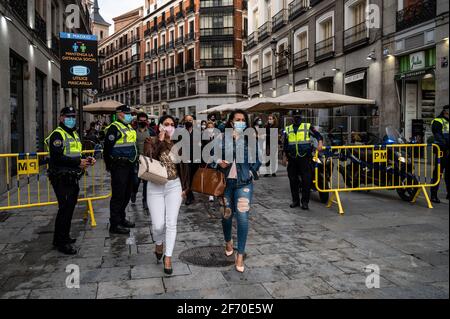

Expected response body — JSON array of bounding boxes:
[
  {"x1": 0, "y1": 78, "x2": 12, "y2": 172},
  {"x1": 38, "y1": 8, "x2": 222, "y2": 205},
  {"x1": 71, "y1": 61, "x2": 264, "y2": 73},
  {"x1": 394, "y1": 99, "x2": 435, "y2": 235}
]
[
  {"x1": 104, "y1": 105, "x2": 138, "y2": 234},
  {"x1": 283, "y1": 110, "x2": 323, "y2": 210},
  {"x1": 45, "y1": 107, "x2": 95, "y2": 255},
  {"x1": 431, "y1": 105, "x2": 449, "y2": 203}
]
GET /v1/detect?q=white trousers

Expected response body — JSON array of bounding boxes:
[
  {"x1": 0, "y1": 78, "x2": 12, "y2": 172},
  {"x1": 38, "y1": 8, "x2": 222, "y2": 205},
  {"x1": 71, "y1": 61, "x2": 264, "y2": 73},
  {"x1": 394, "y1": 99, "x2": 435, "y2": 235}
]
[{"x1": 147, "y1": 178, "x2": 182, "y2": 257}]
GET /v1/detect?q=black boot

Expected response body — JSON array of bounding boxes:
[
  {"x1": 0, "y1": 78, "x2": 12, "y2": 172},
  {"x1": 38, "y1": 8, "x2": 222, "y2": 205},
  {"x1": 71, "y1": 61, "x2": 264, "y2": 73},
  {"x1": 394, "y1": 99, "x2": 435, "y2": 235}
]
[
  {"x1": 53, "y1": 238, "x2": 76, "y2": 246},
  {"x1": 121, "y1": 219, "x2": 136, "y2": 228},
  {"x1": 56, "y1": 244, "x2": 77, "y2": 255},
  {"x1": 109, "y1": 225, "x2": 130, "y2": 235},
  {"x1": 431, "y1": 195, "x2": 441, "y2": 204},
  {"x1": 301, "y1": 202, "x2": 309, "y2": 210},
  {"x1": 290, "y1": 201, "x2": 300, "y2": 208},
  {"x1": 130, "y1": 193, "x2": 137, "y2": 205}
]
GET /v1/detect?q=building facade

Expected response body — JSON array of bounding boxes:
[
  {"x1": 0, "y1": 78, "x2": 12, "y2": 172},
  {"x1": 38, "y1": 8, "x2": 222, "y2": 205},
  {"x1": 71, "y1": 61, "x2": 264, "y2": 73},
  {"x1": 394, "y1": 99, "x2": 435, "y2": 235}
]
[
  {"x1": 91, "y1": 0, "x2": 110, "y2": 41},
  {"x1": 97, "y1": 7, "x2": 145, "y2": 108},
  {"x1": 246, "y1": 0, "x2": 449, "y2": 138},
  {"x1": 140, "y1": 0, "x2": 248, "y2": 119},
  {"x1": 0, "y1": 0, "x2": 92, "y2": 156}
]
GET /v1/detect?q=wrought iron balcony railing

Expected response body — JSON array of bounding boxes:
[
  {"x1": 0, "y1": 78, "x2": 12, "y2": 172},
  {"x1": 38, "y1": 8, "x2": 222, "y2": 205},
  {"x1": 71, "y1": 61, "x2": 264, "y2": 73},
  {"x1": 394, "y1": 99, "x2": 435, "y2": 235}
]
[
  {"x1": 272, "y1": 9, "x2": 288, "y2": 33},
  {"x1": 289, "y1": 0, "x2": 309, "y2": 21},
  {"x1": 275, "y1": 59, "x2": 288, "y2": 77},
  {"x1": 315, "y1": 36, "x2": 334, "y2": 61},
  {"x1": 200, "y1": 0, "x2": 233, "y2": 8},
  {"x1": 34, "y1": 11, "x2": 47, "y2": 44},
  {"x1": 185, "y1": 32, "x2": 195, "y2": 43},
  {"x1": 249, "y1": 71, "x2": 260, "y2": 87},
  {"x1": 248, "y1": 32, "x2": 258, "y2": 49},
  {"x1": 258, "y1": 22, "x2": 271, "y2": 42},
  {"x1": 175, "y1": 65, "x2": 184, "y2": 74},
  {"x1": 293, "y1": 48, "x2": 308, "y2": 70},
  {"x1": 175, "y1": 36, "x2": 185, "y2": 47},
  {"x1": 185, "y1": 61, "x2": 195, "y2": 71},
  {"x1": 200, "y1": 27, "x2": 234, "y2": 38},
  {"x1": 344, "y1": 22, "x2": 369, "y2": 51},
  {"x1": 396, "y1": 0, "x2": 436, "y2": 32},
  {"x1": 261, "y1": 66, "x2": 273, "y2": 82},
  {"x1": 200, "y1": 58, "x2": 234, "y2": 68}
]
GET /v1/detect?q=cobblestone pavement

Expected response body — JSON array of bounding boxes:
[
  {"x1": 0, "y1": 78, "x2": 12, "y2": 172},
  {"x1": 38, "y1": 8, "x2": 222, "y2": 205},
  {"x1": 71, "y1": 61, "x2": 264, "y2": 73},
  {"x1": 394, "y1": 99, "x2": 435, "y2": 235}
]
[{"x1": 0, "y1": 166, "x2": 448, "y2": 299}]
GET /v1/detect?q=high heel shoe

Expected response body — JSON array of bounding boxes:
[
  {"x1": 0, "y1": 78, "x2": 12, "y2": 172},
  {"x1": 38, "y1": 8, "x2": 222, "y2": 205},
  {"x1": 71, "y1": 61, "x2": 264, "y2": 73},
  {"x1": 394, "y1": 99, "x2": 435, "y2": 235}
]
[
  {"x1": 235, "y1": 253, "x2": 245, "y2": 273},
  {"x1": 225, "y1": 241, "x2": 234, "y2": 257},
  {"x1": 155, "y1": 245, "x2": 163, "y2": 263},
  {"x1": 163, "y1": 256, "x2": 173, "y2": 275}
]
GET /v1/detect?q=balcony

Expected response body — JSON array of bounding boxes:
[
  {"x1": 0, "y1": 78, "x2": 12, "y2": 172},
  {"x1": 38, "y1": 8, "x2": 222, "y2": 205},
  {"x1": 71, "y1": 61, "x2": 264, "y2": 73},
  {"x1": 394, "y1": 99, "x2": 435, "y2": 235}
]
[
  {"x1": 158, "y1": 21, "x2": 166, "y2": 29},
  {"x1": 200, "y1": 58, "x2": 234, "y2": 68},
  {"x1": 275, "y1": 59, "x2": 288, "y2": 77},
  {"x1": 185, "y1": 32, "x2": 195, "y2": 43},
  {"x1": 175, "y1": 65, "x2": 183, "y2": 74},
  {"x1": 344, "y1": 22, "x2": 369, "y2": 52},
  {"x1": 161, "y1": 90, "x2": 167, "y2": 101},
  {"x1": 249, "y1": 71, "x2": 260, "y2": 87},
  {"x1": 289, "y1": 0, "x2": 309, "y2": 21},
  {"x1": 159, "y1": 70, "x2": 166, "y2": 78},
  {"x1": 167, "y1": 68, "x2": 175, "y2": 77},
  {"x1": 131, "y1": 53, "x2": 140, "y2": 62},
  {"x1": 188, "y1": 84, "x2": 196, "y2": 96},
  {"x1": 8, "y1": 0, "x2": 27, "y2": 23},
  {"x1": 185, "y1": 61, "x2": 195, "y2": 71},
  {"x1": 179, "y1": 84, "x2": 187, "y2": 97},
  {"x1": 144, "y1": 28, "x2": 152, "y2": 38},
  {"x1": 258, "y1": 22, "x2": 272, "y2": 42},
  {"x1": 293, "y1": 48, "x2": 308, "y2": 71},
  {"x1": 151, "y1": 48, "x2": 158, "y2": 57},
  {"x1": 200, "y1": 27, "x2": 234, "y2": 39},
  {"x1": 261, "y1": 66, "x2": 273, "y2": 82},
  {"x1": 200, "y1": 0, "x2": 233, "y2": 8},
  {"x1": 272, "y1": 9, "x2": 288, "y2": 33},
  {"x1": 144, "y1": 51, "x2": 151, "y2": 59},
  {"x1": 167, "y1": 41, "x2": 175, "y2": 51},
  {"x1": 158, "y1": 45, "x2": 166, "y2": 54},
  {"x1": 175, "y1": 36, "x2": 185, "y2": 47},
  {"x1": 243, "y1": 0, "x2": 248, "y2": 10},
  {"x1": 248, "y1": 32, "x2": 258, "y2": 49},
  {"x1": 151, "y1": 25, "x2": 158, "y2": 34},
  {"x1": 167, "y1": 15, "x2": 175, "y2": 25},
  {"x1": 34, "y1": 11, "x2": 47, "y2": 44},
  {"x1": 144, "y1": 75, "x2": 152, "y2": 82},
  {"x1": 396, "y1": 0, "x2": 436, "y2": 32},
  {"x1": 315, "y1": 37, "x2": 334, "y2": 62},
  {"x1": 176, "y1": 10, "x2": 185, "y2": 20},
  {"x1": 186, "y1": 3, "x2": 195, "y2": 15}
]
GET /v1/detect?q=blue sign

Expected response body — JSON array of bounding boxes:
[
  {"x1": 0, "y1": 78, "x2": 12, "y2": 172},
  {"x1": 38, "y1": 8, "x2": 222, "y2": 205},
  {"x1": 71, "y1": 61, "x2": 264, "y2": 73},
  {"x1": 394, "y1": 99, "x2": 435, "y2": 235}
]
[{"x1": 60, "y1": 32, "x2": 98, "y2": 41}]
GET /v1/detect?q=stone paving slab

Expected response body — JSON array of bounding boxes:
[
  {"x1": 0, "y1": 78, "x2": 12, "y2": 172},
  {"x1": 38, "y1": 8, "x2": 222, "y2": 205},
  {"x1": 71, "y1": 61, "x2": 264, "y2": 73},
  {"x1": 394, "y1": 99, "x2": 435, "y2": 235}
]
[{"x1": 0, "y1": 165, "x2": 448, "y2": 299}]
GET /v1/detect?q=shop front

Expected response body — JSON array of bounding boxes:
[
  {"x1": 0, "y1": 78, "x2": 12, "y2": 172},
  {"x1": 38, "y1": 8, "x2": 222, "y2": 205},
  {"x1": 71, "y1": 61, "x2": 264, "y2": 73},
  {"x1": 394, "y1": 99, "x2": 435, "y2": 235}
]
[{"x1": 395, "y1": 48, "x2": 436, "y2": 143}]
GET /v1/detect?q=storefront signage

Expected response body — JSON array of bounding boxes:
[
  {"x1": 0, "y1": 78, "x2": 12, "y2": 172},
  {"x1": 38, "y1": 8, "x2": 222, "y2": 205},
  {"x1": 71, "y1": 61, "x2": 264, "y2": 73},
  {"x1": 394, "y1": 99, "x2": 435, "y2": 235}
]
[
  {"x1": 60, "y1": 32, "x2": 98, "y2": 89},
  {"x1": 410, "y1": 51, "x2": 425, "y2": 71},
  {"x1": 345, "y1": 72, "x2": 365, "y2": 84}
]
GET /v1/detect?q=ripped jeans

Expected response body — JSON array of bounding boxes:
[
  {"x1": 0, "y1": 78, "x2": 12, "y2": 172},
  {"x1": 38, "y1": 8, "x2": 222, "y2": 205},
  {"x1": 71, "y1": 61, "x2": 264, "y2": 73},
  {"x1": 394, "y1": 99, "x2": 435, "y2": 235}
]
[{"x1": 221, "y1": 179, "x2": 254, "y2": 255}]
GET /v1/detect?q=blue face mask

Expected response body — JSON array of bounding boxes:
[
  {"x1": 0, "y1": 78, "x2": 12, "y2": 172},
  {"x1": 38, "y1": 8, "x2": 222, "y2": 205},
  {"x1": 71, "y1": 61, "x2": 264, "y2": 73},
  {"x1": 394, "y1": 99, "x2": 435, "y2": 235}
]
[
  {"x1": 64, "y1": 117, "x2": 76, "y2": 129},
  {"x1": 123, "y1": 114, "x2": 133, "y2": 124},
  {"x1": 234, "y1": 121, "x2": 247, "y2": 132}
]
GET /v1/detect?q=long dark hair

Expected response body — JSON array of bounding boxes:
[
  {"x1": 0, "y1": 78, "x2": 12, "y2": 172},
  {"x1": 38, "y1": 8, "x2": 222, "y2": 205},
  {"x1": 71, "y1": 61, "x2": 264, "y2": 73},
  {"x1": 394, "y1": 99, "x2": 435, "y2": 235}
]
[
  {"x1": 226, "y1": 110, "x2": 250, "y2": 129},
  {"x1": 159, "y1": 114, "x2": 175, "y2": 125}
]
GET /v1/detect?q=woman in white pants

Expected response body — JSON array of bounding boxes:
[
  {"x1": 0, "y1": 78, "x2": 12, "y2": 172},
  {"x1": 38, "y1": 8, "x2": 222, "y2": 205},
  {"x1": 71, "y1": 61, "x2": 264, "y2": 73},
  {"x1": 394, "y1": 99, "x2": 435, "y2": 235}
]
[{"x1": 144, "y1": 115, "x2": 189, "y2": 275}]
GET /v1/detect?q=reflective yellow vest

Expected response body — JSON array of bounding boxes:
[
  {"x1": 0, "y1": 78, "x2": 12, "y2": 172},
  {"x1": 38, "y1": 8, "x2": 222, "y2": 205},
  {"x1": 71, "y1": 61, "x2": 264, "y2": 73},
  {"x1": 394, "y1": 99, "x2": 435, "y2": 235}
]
[
  {"x1": 45, "y1": 127, "x2": 82, "y2": 158},
  {"x1": 106, "y1": 121, "x2": 137, "y2": 162},
  {"x1": 285, "y1": 123, "x2": 311, "y2": 157},
  {"x1": 432, "y1": 117, "x2": 449, "y2": 135}
]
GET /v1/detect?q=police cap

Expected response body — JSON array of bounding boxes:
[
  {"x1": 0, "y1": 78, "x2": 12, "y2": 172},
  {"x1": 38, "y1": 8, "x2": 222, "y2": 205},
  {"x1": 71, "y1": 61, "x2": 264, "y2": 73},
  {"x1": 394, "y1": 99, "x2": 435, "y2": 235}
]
[
  {"x1": 116, "y1": 104, "x2": 132, "y2": 114},
  {"x1": 60, "y1": 106, "x2": 77, "y2": 116},
  {"x1": 290, "y1": 110, "x2": 302, "y2": 117}
]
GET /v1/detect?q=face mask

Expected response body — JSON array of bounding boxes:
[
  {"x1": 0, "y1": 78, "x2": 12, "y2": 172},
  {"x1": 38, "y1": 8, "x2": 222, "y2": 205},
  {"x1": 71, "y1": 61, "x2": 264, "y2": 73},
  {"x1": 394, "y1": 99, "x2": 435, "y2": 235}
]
[
  {"x1": 293, "y1": 117, "x2": 302, "y2": 125},
  {"x1": 64, "y1": 117, "x2": 76, "y2": 129},
  {"x1": 185, "y1": 122, "x2": 193, "y2": 129},
  {"x1": 201, "y1": 125, "x2": 207, "y2": 130},
  {"x1": 164, "y1": 125, "x2": 175, "y2": 137},
  {"x1": 268, "y1": 120, "x2": 274, "y2": 125},
  {"x1": 234, "y1": 121, "x2": 247, "y2": 132},
  {"x1": 138, "y1": 122, "x2": 147, "y2": 128},
  {"x1": 123, "y1": 114, "x2": 133, "y2": 124},
  {"x1": 257, "y1": 121, "x2": 263, "y2": 126}
]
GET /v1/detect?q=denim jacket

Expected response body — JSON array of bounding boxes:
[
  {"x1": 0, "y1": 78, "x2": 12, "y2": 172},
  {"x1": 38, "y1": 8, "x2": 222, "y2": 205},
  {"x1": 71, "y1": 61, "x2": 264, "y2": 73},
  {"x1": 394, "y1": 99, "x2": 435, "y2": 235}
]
[{"x1": 214, "y1": 131, "x2": 262, "y2": 187}]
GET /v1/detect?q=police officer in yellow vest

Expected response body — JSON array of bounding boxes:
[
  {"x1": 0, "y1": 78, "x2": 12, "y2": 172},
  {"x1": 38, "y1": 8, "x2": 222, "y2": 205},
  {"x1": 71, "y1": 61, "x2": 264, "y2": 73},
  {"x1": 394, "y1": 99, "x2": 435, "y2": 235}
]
[
  {"x1": 283, "y1": 110, "x2": 323, "y2": 210},
  {"x1": 431, "y1": 105, "x2": 449, "y2": 203},
  {"x1": 104, "y1": 105, "x2": 138, "y2": 234},
  {"x1": 45, "y1": 107, "x2": 95, "y2": 255}
]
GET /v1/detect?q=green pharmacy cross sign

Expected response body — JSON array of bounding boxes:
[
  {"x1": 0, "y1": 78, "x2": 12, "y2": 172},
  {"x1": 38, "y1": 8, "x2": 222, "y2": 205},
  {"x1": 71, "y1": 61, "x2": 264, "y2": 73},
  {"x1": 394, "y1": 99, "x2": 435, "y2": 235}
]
[{"x1": 60, "y1": 32, "x2": 99, "y2": 89}]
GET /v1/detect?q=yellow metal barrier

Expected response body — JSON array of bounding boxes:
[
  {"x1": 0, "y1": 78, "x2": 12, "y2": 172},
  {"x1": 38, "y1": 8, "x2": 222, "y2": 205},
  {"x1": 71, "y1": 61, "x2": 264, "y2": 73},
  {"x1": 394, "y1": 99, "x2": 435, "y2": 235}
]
[
  {"x1": 314, "y1": 144, "x2": 442, "y2": 215},
  {"x1": 0, "y1": 150, "x2": 111, "y2": 227}
]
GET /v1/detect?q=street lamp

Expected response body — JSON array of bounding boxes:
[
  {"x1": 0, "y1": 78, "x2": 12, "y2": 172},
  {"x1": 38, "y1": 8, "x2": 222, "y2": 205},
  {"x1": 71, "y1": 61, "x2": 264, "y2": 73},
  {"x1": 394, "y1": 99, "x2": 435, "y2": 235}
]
[{"x1": 270, "y1": 37, "x2": 291, "y2": 60}]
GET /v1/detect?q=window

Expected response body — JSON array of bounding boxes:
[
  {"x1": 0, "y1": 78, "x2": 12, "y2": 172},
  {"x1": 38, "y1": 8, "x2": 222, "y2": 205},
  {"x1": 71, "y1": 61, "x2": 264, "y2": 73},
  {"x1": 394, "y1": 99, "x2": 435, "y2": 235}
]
[
  {"x1": 169, "y1": 82, "x2": 176, "y2": 99},
  {"x1": 188, "y1": 78, "x2": 196, "y2": 95},
  {"x1": 179, "y1": 80, "x2": 186, "y2": 97},
  {"x1": 208, "y1": 76, "x2": 227, "y2": 94}
]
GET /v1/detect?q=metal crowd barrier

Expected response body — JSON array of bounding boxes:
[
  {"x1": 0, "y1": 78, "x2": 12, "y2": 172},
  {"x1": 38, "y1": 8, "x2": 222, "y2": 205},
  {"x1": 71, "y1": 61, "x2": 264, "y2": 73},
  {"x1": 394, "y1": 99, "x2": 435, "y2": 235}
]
[
  {"x1": 0, "y1": 150, "x2": 111, "y2": 227},
  {"x1": 313, "y1": 144, "x2": 442, "y2": 215}
]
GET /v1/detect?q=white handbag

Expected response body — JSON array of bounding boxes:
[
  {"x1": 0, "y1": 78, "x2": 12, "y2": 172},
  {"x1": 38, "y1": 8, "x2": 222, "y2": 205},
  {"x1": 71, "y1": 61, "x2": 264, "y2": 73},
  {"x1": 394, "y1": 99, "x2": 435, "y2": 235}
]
[{"x1": 138, "y1": 155, "x2": 169, "y2": 184}]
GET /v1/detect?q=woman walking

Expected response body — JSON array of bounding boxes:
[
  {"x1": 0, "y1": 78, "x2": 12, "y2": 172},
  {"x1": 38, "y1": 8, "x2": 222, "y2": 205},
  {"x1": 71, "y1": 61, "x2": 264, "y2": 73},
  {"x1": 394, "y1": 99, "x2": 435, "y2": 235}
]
[
  {"x1": 144, "y1": 115, "x2": 189, "y2": 274},
  {"x1": 217, "y1": 110, "x2": 261, "y2": 273}
]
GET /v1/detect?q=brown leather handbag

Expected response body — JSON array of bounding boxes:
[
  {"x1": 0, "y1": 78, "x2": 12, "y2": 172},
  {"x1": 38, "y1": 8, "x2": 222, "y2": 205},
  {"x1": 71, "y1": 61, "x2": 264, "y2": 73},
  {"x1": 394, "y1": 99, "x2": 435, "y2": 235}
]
[{"x1": 191, "y1": 166, "x2": 226, "y2": 197}]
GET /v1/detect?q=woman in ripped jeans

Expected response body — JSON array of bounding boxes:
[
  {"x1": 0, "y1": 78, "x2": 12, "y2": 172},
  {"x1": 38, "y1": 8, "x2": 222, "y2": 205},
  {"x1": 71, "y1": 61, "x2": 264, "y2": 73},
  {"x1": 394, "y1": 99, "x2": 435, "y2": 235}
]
[{"x1": 216, "y1": 110, "x2": 261, "y2": 273}]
